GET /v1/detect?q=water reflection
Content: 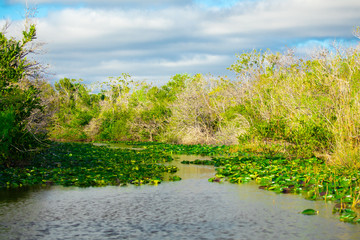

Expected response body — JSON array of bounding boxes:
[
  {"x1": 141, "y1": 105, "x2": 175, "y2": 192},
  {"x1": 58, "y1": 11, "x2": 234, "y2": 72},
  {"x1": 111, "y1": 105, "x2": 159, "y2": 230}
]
[{"x1": 0, "y1": 155, "x2": 359, "y2": 240}]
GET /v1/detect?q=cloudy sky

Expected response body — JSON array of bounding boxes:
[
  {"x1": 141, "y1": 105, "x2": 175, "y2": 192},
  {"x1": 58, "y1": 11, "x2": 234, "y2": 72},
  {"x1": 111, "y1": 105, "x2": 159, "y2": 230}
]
[{"x1": 1, "y1": 0, "x2": 360, "y2": 85}]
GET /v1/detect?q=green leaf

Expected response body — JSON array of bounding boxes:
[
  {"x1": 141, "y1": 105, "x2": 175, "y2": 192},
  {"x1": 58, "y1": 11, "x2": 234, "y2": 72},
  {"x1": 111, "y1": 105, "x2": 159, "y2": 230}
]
[
  {"x1": 301, "y1": 209, "x2": 319, "y2": 215},
  {"x1": 169, "y1": 175, "x2": 181, "y2": 181}
]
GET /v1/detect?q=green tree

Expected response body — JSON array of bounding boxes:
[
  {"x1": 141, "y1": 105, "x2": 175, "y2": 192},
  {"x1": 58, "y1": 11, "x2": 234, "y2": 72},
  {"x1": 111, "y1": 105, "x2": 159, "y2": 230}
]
[
  {"x1": 50, "y1": 78, "x2": 99, "y2": 140},
  {"x1": 0, "y1": 24, "x2": 43, "y2": 165}
]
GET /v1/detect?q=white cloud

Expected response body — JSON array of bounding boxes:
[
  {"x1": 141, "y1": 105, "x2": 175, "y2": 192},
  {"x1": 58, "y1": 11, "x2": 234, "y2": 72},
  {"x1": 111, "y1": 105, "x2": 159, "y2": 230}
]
[
  {"x1": 201, "y1": 0, "x2": 360, "y2": 38},
  {"x1": 159, "y1": 54, "x2": 229, "y2": 68},
  {"x1": 37, "y1": 8, "x2": 176, "y2": 45},
  {"x1": 5, "y1": 0, "x2": 360, "y2": 85},
  {"x1": 8, "y1": 0, "x2": 191, "y2": 8}
]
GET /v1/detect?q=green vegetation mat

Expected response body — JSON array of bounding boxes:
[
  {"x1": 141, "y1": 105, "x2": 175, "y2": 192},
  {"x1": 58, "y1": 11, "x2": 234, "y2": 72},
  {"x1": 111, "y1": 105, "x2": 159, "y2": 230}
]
[
  {"x1": 0, "y1": 142, "x2": 178, "y2": 188},
  {"x1": 0, "y1": 141, "x2": 233, "y2": 189},
  {"x1": 123, "y1": 141, "x2": 236, "y2": 156}
]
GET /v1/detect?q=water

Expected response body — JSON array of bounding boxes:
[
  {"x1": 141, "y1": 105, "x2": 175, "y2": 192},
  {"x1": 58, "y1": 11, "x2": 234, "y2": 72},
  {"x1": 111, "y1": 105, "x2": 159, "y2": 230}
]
[{"x1": 0, "y1": 154, "x2": 359, "y2": 240}]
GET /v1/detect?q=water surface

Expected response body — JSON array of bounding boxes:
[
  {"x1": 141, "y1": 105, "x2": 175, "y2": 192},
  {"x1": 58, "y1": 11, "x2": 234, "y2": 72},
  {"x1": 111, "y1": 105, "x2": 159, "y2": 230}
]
[{"x1": 0, "y1": 155, "x2": 359, "y2": 240}]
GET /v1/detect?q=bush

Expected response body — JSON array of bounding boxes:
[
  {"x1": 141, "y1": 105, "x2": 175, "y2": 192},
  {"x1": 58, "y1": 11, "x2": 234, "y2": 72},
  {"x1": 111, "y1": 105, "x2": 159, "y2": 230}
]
[
  {"x1": 0, "y1": 109, "x2": 16, "y2": 162},
  {"x1": 0, "y1": 24, "x2": 44, "y2": 165},
  {"x1": 229, "y1": 46, "x2": 360, "y2": 163}
]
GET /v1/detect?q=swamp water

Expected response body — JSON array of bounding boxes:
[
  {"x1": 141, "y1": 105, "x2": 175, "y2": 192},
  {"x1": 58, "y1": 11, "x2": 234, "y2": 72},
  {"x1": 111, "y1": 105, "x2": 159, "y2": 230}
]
[{"x1": 0, "y1": 154, "x2": 360, "y2": 240}]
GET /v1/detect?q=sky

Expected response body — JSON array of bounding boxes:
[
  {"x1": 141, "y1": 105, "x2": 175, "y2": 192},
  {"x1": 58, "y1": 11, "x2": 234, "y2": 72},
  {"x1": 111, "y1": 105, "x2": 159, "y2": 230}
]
[{"x1": 1, "y1": 0, "x2": 360, "y2": 86}]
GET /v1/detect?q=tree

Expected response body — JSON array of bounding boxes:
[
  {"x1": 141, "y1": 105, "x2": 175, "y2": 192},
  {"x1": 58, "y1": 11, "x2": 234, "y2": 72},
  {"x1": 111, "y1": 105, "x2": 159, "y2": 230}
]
[
  {"x1": 0, "y1": 23, "x2": 44, "y2": 166},
  {"x1": 50, "y1": 78, "x2": 99, "y2": 141}
]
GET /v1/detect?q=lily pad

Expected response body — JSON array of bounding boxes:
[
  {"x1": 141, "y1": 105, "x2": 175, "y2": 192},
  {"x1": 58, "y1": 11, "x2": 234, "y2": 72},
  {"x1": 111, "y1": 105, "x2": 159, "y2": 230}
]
[
  {"x1": 169, "y1": 175, "x2": 182, "y2": 181},
  {"x1": 301, "y1": 209, "x2": 319, "y2": 215}
]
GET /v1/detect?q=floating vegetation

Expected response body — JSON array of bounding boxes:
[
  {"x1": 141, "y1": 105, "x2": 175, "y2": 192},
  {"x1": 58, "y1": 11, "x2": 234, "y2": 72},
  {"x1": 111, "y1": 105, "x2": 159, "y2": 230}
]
[
  {"x1": 122, "y1": 141, "x2": 236, "y2": 156},
  {"x1": 208, "y1": 177, "x2": 224, "y2": 183},
  {"x1": 301, "y1": 209, "x2": 319, "y2": 215},
  {"x1": 181, "y1": 159, "x2": 215, "y2": 165},
  {"x1": 0, "y1": 142, "x2": 178, "y2": 188},
  {"x1": 0, "y1": 141, "x2": 233, "y2": 189},
  {"x1": 169, "y1": 176, "x2": 182, "y2": 181}
]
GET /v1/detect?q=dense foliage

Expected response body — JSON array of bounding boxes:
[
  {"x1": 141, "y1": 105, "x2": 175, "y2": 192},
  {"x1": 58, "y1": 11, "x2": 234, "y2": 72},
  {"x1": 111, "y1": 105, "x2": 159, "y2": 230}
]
[
  {"x1": 229, "y1": 48, "x2": 360, "y2": 167},
  {"x1": 0, "y1": 24, "x2": 48, "y2": 166}
]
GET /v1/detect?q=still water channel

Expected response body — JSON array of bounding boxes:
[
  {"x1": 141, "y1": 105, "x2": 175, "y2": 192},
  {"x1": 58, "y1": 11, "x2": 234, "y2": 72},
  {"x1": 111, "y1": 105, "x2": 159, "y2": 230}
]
[{"x1": 0, "y1": 153, "x2": 359, "y2": 240}]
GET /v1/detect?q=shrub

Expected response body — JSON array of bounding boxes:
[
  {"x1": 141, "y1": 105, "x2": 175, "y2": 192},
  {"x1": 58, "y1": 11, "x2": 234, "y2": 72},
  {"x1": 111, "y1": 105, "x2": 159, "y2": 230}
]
[{"x1": 229, "y1": 46, "x2": 360, "y2": 163}]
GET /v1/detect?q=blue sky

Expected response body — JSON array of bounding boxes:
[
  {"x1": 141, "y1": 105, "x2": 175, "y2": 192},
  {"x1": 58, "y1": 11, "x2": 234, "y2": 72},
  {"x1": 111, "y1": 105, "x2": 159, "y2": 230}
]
[
  {"x1": 1, "y1": 0, "x2": 360, "y2": 85},
  {"x1": 1, "y1": 0, "x2": 242, "y2": 20}
]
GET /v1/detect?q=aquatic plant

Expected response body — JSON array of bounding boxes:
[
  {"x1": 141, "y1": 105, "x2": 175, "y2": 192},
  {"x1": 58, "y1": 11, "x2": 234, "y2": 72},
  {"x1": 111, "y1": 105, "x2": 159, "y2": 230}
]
[
  {"x1": 301, "y1": 209, "x2": 319, "y2": 215},
  {"x1": 169, "y1": 175, "x2": 182, "y2": 181},
  {"x1": 0, "y1": 142, "x2": 178, "y2": 188},
  {"x1": 0, "y1": 141, "x2": 237, "y2": 189},
  {"x1": 181, "y1": 159, "x2": 214, "y2": 165},
  {"x1": 123, "y1": 141, "x2": 236, "y2": 156}
]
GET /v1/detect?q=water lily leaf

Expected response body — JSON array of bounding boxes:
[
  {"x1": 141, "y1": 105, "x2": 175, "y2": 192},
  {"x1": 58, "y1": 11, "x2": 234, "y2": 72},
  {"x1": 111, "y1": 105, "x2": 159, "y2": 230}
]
[
  {"x1": 169, "y1": 176, "x2": 181, "y2": 181},
  {"x1": 301, "y1": 209, "x2": 319, "y2": 215},
  {"x1": 340, "y1": 213, "x2": 357, "y2": 222}
]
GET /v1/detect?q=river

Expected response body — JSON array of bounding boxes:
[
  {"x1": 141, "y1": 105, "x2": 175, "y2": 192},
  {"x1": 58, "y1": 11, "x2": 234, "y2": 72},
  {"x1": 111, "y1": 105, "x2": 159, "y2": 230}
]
[{"x1": 0, "y1": 154, "x2": 359, "y2": 240}]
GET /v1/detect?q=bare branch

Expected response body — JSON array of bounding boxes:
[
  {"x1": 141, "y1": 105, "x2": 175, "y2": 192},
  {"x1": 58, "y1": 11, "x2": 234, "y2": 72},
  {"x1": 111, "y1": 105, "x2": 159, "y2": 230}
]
[{"x1": 353, "y1": 26, "x2": 360, "y2": 39}]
